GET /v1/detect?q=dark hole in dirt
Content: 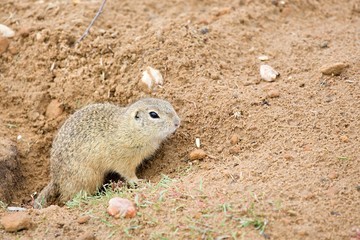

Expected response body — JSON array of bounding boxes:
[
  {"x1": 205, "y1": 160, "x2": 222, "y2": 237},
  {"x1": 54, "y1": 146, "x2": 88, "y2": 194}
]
[
  {"x1": 102, "y1": 171, "x2": 125, "y2": 186},
  {"x1": 98, "y1": 171, "x2": 126, "y2": 193}
]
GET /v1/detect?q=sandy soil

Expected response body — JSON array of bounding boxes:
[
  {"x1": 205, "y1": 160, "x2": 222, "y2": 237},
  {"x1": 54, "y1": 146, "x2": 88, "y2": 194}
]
[{"x1": 0, "y1": 0, "x2": 359, "y2": 239}]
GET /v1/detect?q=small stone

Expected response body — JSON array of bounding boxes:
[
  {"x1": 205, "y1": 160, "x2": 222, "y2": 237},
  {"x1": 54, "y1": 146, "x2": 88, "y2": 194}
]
[
  {"x1": 320, "y1": 62, "x2": 348, "y2": 76},
  {"x1": 7, "y1": 207, "x2": 27, "y2": 212},
  {"x1": 28, "y1": 111, "x2": 40, "y2": 121},
  {"x1": 200, "y1": 27, "x2": 209, "y2": 34},
  {"x1": 248, "y1": 47, "x2": 255, "y2": 53},
  {"x1": 107, "y1": 197, "x2": 136, "y2": 219},
  {"x1": 195, "y1": 138, "x2": 201, "y2": 148},
  {"x1": 213, "y1": 7, "x2": 231, "y2": 17},
  {"x1": 267, "y1": 89, "x2": 280, "y2": 98},
  {"x1": 258, "y1": 55, "x2": 269, "y2": 61},
  {"x1": 271, "y1": 0, "x2": 279, "y2": 6},
  {"x1": 320, "y1": 41, "x2": 329, "y2": 48},
  {"x1": 229, "y1": 146, "x2": 241, "y2": 154},
  {"x1": 189, "y1": 149, "x2": 207, "y2": 160},
  {"x1": 0, "y1": 37, "x2": 9, "y2": 54},
  {"x1": 56, "y1": 222, "x2": 65, "y2": 228},
  {"x1": 328, "y1": 171, "x2": 338, "y2": 180},
  {"x1": 296, "y1": 229, "x2": 309, "y2": 236},
  {"x1": 233, "y1": 111, "x2": 241, "y2": 119},
  {"x1": 286, "y1": 210, "x2": 297, "y2": 217},
  {"x1": 283, "y1": 153, "x2": 294, "y2": 161},
  {"x1": 0, "y1": 24, "x2": 15, "y2": 38},
  {"x1": 353, "y1": 3, "x2": 360, "y2": 14},
  {"x1": 45, "y1": 99, "x2": 63, "y2": 119},
  {"x1": 330, "y1": 211, "x2": 340, "y2": 216},
  {"x1": 260, "y1": 64, "x2": 280, "y2": 82},
  {"x1": 140, "y1": 66, "x2": 164, "y2": 93},
  {"x1": 301, "y1": 190, "x2": 315, "y2": 200},
  {"x1": 339, "y1": 135, "x2": 349, "y2": 143},
  {"x1": 216, "y1": 146, "x2": 224, "y2": 153},
  {"x1": 197, "y1": 17, "x2": 210, "y2": 24},
  {"x1": 78, "y1": 232, "x2": 96, "y2": 240},
  {"x1": 230, "y1": 134, "x2": 239, "y2": 145},
  {"x1": 210, "y1": 71, "x2": 220, "y2": 80},
  {"x1": 0, "y1": 212, "x2": 31, "y2": 232},
  {"x1": 193, "y1": 212, "x2": 202, "y2": 219},
  {"x1": 77, "y1": 215, "x2": 91, "y2": 224},
  {"x1": 35, "y1": 32, "x2": 44, "y2": 42}
]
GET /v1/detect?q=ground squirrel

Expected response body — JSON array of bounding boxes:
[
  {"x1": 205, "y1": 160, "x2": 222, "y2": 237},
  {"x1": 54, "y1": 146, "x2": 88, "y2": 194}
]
[{"x1": 35, "y1": 98, "x2": 180, "y2": 208}]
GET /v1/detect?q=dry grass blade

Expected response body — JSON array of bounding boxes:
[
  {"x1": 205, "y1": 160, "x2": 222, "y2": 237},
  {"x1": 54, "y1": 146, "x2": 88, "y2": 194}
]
[{"x1": 77, "y1": 0, "x2": 107, "y2": 43}]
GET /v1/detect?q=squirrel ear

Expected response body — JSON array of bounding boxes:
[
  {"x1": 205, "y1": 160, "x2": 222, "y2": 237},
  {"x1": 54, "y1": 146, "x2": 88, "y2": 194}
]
[{"x1": 134, "y1": 111, "x2": 140, "y2": 120}]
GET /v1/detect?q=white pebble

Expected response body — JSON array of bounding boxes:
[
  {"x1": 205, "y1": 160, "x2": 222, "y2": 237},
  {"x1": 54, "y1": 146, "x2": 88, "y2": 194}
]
[
  {"x1": 35, "y1": 32, "x2": 43, "y2": 41},
  {"x1": 50, "y1": 61, "x2": 56, "y2": 71},
  {"x1": 16, "y1": 135, "x2": 22, "y2": 141},
  {"x1": 195, "y1": 138, "x2": 201, "y2": 148},
  {"x1": 141, "y1": 66, "x2": 164, "y2": 91},
  {"x1": 0, "y1": 24, "x2": 15, "y2": 38},
  {"x1": 7, "y1": 207, "x2": 27, "y2": 212},
  {"x1": 258, "y1": 55, "x2": 269, "y2": 61},
  {"x1": 260, "y1": 64, "x2": 279, "y2": 82},
  {"x1": 233, "y1": 111, "x2": 241, "y2": 119}
]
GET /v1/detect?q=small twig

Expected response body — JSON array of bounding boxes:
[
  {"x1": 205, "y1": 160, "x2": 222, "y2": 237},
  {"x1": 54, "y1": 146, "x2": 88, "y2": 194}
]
[
  {"x1": 77, "y1": 0, "x2": 107, "y2": 43},
  {"x1": 344, "y1": 80, "x2": 354, "y2": 83}
]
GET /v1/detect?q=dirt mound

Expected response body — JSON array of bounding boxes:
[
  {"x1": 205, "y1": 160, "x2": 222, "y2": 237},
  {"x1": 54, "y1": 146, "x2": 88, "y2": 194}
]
[{"x1": 0, "y1": 0, "x2": 359, "y2": 239}]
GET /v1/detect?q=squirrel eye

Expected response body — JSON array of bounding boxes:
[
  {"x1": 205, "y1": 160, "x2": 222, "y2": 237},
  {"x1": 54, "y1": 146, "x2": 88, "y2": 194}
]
[{"x1": 149, "y1": 111, "x2": 160, "y2": 119}]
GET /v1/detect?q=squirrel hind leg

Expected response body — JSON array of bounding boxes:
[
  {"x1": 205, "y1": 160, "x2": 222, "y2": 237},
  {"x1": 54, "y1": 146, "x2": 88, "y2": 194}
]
[{"x1": 34, "y1": 181, "x2": 60, "y2": 209}]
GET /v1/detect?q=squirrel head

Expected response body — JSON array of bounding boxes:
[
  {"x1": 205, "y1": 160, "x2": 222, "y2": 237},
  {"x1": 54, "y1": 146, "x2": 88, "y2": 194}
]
[{"x1": 126, "y1": 98, "x2": 180, "y2": 141}]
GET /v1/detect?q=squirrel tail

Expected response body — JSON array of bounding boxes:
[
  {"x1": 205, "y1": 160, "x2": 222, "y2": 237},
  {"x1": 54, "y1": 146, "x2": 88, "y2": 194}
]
[{"x1": 34, "y1": 181, "x2": 59, "y2": 209}]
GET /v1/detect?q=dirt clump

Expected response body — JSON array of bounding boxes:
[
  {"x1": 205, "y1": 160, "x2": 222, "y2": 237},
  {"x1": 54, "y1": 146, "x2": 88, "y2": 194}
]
[{"x1": 0, "y1": 212, "x2": 31, "y2": 233}]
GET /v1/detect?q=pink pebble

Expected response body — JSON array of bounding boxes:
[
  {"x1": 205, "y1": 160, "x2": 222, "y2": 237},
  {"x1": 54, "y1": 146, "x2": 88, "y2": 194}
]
[{"x1": 107, "y1": 197, "x2": 136, "y2": 219}]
